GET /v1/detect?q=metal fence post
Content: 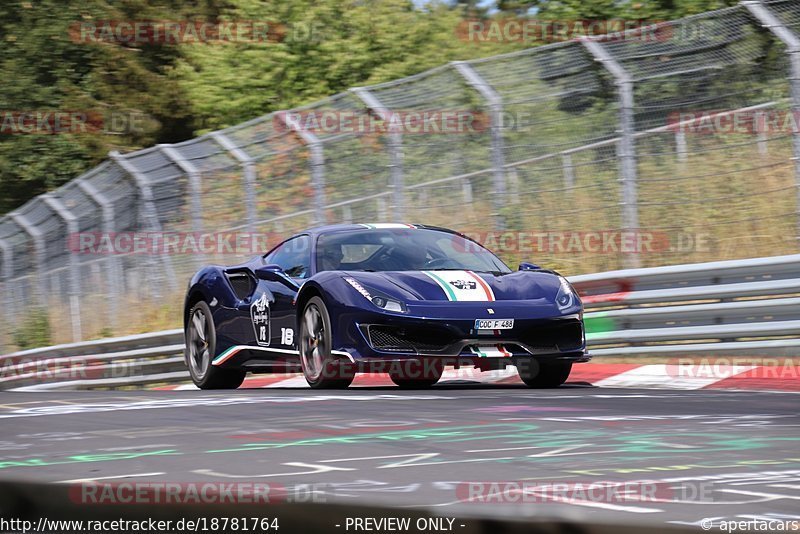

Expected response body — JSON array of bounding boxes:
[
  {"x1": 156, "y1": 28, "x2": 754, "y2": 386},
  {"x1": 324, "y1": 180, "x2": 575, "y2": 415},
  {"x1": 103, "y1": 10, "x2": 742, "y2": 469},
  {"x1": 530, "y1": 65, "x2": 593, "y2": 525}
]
[
  {"x1": 462, "y1": 180, "x2": 473, "y2": 203},
  {"x1": 351, "y1": 87, "x2": 405, "y2": 221},
  {"x1": 158, "y1": 145, "x2": 204, "y2": 234},
  {"x1": 9, "y1": 212, "x2": 45, "y2": 305},
  {"x1": 276, "y1": 113, "x2": 327, "y2": 224},
  {"x1": 562, "y1": 154, "x2": 576, "y2": 189},
  {"x1": 0, "y1": 237, "x2": 12, "y2": 351},
  {"x1": 452, "y1": 61, "x2": 507, "y2": 230},
  {"x1": 210, "y1": 132, "x2": 257, "y2": 233},
  {"x1": 159, "y1": 144, "x2": 206, "y2": 267},
  {"x1": 110, "y1": 151, "x2": 178, "y2": 292},
  {"x1": 0, "y1": 238, "x2": 10, "y2": 285},
  {"x1": 582, "y1": 38, "x2": 641, "y2": 268},
  {"x1": 743, "y1": 0, "x2": 800, "y2": 243},
  {"x1": 41, "y1": 194, "x2": 82, "y2": 342},
  {"x1": 675, "y1": 131, "x2": 688, "y2": 164},
  {"x1": 77, "y1": 177, "x2": 121, "y2": 329}
]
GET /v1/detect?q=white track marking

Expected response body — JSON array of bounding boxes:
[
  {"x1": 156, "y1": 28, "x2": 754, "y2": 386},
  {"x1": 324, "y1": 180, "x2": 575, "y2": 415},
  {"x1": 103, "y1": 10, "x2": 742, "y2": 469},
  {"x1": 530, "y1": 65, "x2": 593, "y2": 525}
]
[
  {"x1": 58, "y1": 472, "x2": 165, "y2": 483},
  {"x1": 465, "y1": 444, "x2": 589, "y2": 456},
  {"x1": 594, "y1": 364, "x2": 755, "y2": 389},
  {"x1": 192, "y1": 463, "x2": 356, "y2": 478},
  {"x1": 719, "y1": 489, "x2": 800, "y2": 501}
]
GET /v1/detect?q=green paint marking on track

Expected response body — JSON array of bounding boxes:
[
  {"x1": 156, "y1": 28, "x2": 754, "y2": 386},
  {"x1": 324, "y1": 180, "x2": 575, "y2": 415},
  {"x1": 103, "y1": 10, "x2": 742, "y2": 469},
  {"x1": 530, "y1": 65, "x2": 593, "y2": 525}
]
[
  {"x1": 0, "y1": 449, "x2": 180, "y2": 470},
  {"x1": 205, "y1": 423, "x2": 800, "y2": 455},
  {"x1": 207, "y1": 423, "x2": 542, "y2": 453}
]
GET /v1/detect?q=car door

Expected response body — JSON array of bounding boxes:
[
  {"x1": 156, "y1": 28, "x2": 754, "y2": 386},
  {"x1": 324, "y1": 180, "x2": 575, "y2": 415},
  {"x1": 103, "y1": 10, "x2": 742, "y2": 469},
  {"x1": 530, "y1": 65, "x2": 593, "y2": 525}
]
[{"x1": 242, "y1": 235, "x2": 312, "y2": 352}]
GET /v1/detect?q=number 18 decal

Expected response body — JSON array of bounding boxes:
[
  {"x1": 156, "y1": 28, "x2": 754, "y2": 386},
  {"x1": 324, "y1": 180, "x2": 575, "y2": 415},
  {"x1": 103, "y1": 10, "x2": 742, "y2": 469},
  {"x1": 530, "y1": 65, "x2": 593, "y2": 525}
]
[{"x1": 281, "y1": 328, "x2": 294, "y2": 346}]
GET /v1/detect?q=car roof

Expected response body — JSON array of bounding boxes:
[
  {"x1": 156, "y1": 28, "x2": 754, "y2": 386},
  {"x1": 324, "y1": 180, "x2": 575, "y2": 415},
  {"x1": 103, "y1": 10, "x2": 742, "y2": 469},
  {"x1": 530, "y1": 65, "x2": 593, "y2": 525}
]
[{"x1": 302, "y1": 223, "x2": 461, "y2": 238}]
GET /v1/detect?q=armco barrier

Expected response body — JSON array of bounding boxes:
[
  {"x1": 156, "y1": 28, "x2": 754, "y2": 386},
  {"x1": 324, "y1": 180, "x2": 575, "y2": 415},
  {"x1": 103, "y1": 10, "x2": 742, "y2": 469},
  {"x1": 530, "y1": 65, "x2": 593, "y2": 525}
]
[
  {"x1": 572, "y1": 253, "x2": 800, "y2": 357},
  {"x1": 1, "y1": 254, "x2": 798, "y2": 390},
  {"x1": 0, "y1": 330, "x2": 184, "y2": 390}
]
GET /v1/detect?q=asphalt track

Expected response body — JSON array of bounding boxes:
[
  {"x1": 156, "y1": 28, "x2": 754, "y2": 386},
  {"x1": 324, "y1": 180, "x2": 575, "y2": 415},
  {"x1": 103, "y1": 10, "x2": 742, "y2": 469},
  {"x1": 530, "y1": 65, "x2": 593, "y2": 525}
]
[{"x1": 1, "y1": 383, "x2": 799, "y2": 529}]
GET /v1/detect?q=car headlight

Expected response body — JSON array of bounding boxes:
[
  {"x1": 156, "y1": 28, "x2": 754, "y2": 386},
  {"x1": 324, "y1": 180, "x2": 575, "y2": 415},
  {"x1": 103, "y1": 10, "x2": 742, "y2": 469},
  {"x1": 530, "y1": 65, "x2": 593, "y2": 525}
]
[
  {"x1": 556, "y1": 277, "x2": 578, "y2": 311},
  {"x1": 344, "y1": 277, "x2": 407, "y2": 312}
]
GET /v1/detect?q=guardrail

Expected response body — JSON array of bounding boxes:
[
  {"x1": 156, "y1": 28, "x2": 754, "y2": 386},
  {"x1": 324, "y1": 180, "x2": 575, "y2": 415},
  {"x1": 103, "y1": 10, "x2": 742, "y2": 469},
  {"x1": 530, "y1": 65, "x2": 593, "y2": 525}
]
[
  {"x1": 0, "y1": 330, "x2": 185, "y2": 391},
  {"x1": 572, "y1": 253, "x2": 800, "y2": 357},
  {"x1": 2, "y1": 254, "x2": 798, "y2": 390}
]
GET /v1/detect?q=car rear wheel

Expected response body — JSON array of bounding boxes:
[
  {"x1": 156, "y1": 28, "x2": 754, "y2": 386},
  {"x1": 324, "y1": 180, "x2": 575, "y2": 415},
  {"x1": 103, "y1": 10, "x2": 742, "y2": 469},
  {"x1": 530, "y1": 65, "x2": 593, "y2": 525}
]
[
  {"x1": 299, "y1": 297, "x2": 354, "y2": 389},
  {"x1": 186, "y1": 301, "x2": 246, "y2": 389},
  {"x1": 389, "y1": 360, "x2": 444, "y2": 388},
  {"x1": 516, "y1": 359, "x2": 572, "y2": 388}
]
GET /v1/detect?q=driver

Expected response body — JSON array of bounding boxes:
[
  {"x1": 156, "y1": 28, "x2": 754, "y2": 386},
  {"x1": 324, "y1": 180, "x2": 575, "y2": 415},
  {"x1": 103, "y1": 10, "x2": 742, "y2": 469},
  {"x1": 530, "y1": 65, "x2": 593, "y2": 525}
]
[
  {"x1": 319, "y1": 244, "x2": 344, "y2": 271},
  {"x1": 395, "y1": 239, "x2": 429, "y2": 270}
]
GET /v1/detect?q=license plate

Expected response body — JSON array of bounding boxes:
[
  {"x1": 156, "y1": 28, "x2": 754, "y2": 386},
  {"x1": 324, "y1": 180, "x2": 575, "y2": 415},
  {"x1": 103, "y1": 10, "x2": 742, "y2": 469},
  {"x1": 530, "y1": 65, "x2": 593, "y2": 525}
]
[{"x1": 474, "y1": 319, "x2": 514, "y2": 330}]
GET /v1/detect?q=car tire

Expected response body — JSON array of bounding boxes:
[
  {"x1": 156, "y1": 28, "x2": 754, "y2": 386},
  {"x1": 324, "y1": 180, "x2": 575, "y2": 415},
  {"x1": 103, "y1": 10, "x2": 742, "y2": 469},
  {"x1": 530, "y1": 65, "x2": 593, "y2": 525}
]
[
  {"x1": 389, "y1": 359, "x2": 444, "y2": 388},
  {"x1": 299, "y1": 296, "x2": 355, "y2": 389},
  {"x1": 516, "y1": 359, "x2": 572, "y2": 388},
  {"x1": 186, "y1": 300, "x2": 246, "y2": 390}
]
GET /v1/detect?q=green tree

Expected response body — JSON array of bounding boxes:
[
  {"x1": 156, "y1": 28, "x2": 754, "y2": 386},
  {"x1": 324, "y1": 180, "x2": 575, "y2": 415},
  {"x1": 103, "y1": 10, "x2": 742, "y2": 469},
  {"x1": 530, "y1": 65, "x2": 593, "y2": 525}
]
[
  {"x1": 0, "y1": 0, "x2": 222, "y2": 213},
  {"x1": 0, "y1": 0, "x2": 749, "y2": 214},
  {"x1": 495, "y1": 0, "x2": 740, "y2": 19},
  {"x1": 171, "y1": 0, "x2": 519, "y2": 131}
]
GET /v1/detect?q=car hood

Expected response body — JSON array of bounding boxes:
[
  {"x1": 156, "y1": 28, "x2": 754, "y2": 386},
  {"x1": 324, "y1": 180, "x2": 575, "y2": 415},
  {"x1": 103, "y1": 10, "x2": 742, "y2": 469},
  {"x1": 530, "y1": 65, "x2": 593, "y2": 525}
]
[{"x1": 340, "y1": 270, "x2": 564, "y2": 302}]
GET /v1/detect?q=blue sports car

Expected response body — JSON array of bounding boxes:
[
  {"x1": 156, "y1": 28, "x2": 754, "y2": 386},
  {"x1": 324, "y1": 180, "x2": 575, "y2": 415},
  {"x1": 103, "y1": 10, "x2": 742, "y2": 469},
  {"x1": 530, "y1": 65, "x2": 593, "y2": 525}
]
[{"x1": 183, "y1": 223, "x2": 588, "y2": 389}]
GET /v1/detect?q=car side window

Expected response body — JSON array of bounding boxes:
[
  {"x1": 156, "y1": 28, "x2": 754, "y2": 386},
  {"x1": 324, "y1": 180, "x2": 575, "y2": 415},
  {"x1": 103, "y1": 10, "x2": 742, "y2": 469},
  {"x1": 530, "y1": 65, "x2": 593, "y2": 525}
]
[{"x1": 264, "y1": 235, "x2": 311, "y2": 279}]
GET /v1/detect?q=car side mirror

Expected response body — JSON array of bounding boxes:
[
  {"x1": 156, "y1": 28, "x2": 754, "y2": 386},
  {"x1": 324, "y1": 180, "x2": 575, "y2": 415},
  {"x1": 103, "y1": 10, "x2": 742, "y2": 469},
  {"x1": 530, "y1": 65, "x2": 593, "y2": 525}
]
[
  {"x1": 518, "y1": 262, "x2": 541, "y2": 271},
  {"x1": 254, "y1": 264, "x2": 284, "y2": 279}
]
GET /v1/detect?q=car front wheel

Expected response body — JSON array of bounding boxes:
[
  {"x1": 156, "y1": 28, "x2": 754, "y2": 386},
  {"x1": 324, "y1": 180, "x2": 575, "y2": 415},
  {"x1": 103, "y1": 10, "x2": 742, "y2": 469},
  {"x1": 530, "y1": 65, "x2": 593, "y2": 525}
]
[{"x1": 299, "y1": 297, "x2": 354, "y2": 389}]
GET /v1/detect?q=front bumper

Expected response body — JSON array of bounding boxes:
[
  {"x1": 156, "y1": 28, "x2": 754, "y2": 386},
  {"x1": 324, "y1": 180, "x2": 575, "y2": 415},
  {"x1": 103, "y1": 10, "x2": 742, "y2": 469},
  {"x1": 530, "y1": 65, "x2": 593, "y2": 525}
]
[{"x1": 332, "y1": 301, "x2": 587, "y2": 362}]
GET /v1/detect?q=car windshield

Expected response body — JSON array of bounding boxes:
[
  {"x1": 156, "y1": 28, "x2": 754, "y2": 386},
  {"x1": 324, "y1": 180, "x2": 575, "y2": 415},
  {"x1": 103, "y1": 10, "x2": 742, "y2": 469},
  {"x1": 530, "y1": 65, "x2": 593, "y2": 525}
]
[{"x1": 316, "y1": 228, "x2": 511, "y2": 273}]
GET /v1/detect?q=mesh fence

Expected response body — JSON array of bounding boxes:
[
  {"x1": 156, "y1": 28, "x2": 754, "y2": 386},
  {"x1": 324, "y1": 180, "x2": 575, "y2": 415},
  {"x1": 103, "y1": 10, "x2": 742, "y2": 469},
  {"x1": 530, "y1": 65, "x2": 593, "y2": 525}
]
[{"x1": 1, "y1": 1, "x2": 799, "y2": 348}]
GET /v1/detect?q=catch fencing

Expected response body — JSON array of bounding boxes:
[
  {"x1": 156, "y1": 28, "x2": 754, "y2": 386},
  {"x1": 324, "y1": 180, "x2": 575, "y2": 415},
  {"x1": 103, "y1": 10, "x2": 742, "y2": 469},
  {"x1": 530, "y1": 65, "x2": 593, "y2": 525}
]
[{"x1": 1, "y1": 0, "x2": 800, "y2": 349}]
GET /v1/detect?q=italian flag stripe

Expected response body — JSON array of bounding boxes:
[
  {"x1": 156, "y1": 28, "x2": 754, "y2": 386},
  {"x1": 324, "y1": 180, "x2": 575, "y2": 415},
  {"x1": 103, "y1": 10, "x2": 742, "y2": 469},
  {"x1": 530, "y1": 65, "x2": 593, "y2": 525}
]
[
  {"x1": 212, "y1": 346, "x2": 241, "y2": 366},
  {"x1": 470, "y1": 345, "x2": 511, "y2": 358},
  {"x1": 424, "y1": 270, "x2": 458, "y2": 301},
  {"x1": 465, "y1": 271, "x2": 495, "y2": 301},
  {"x1": 360, "y1": 223, "x2": 416, "y2": 230},
  {"x1": 497, "y1": 345, "x2": 512, "y2": 357}
]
